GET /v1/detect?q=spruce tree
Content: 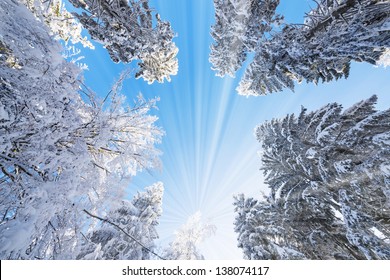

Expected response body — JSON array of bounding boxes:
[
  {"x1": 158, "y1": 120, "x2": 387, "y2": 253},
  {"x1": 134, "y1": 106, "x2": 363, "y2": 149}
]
[
  {"x1": 237, "y1": 0, "x2": 390, "y2": 95},
  {"x1": 210, "y1": 0, "x2": 281, "y2": 77},
  {"x1": 234, "y1": 96, "x2": 390, "y2": 259}
]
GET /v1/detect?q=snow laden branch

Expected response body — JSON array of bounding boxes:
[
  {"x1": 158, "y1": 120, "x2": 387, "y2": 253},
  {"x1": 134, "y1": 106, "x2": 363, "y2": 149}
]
[
  {"x1": 77, "y1": 182, "x2": 165, "y2": 260},
  {"x1": 20, "y1": 0, "x2": 93, "y2": 69},
  {"x1": 21, "y1": 0, "x2": 94, "y2": 49},
  {"x1": 235, "y1": 95, "x2": 390, "y2": 259},
  {"x1": 82, "y1": 209, "x2": 166, "y2": 260},
  {"x1": 68, "y1": 0, "x2": 178, "y2": 84}
]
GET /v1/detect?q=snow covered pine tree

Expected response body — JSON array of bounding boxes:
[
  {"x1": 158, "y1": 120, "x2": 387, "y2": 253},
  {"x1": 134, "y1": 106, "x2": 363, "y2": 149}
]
[
  {"x1": 69, "y1": 0, "x2": 178, "y2": 84},
  {"x1": 234, "y1": 96, "x2": 390, "y2": 259},
  {"x1": 0, "y1": 0, "x2": 162, "y2": 259},
  {"x1": 210, "y1": 0, "x2": 282, "y2": 77},
  {"x1": 237, "y1": 0, "x2": 390, "y2": 95}
]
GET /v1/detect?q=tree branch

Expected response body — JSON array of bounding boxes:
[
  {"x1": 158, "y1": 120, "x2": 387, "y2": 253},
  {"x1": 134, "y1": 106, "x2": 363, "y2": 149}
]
[{"x1": 83, "y1": 209, "x2": 165, "y2": 260}]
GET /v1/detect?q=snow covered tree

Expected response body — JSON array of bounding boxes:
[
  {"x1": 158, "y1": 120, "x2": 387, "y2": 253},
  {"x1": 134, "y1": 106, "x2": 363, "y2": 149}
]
[
  {"x1": 209, "y1": 0, "x2": 281, "y2": 77},
  {"x1": 237, "y1": 0, "x2": 390, "y2": 96},
  {"x1": 162, "y1": 212, "x2": 216, "y2": 260},
  {"x1": 234, "y1": 194, "x2": 306, "y2": 259},
  {"x1": 69, "y1": 0, "x2": 178, "y2": 84},
  {"x1": 77, "y1": 182, "x2": 164, "y2": 260},
  {"x1": 1, "y1": 0, "x2": 84, "y2": 259},
  {"x1": 22, "y1": 0, "x2": 94, "y2": 49},
  {"x1": 0, "y1": 0, "x2": 162, "y2": 259},
  {"x1": 235, "y1": 96, "x2": 390, "y2": 259}
]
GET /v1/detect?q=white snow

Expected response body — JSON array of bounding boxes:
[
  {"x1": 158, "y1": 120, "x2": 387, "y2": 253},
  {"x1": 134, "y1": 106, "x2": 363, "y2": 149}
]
[
  {"x1": 334, "y1": 160, "x2": 352, "y2": 174},
  {"x1": 377, "y1": 48, "x2": 390, "y2": 68},
  {"x1": 0, "y1": 102, "x2": 9, "y2": 121},
  {"x1": 370, "y1": 227, "x2": 389, "y2": 244},
  {"x1": 373, "y1": 132, "x2": 390, "y2": 146},
  {"x1": 305, "y1": 147, "x2": 317, "y2": 159}
]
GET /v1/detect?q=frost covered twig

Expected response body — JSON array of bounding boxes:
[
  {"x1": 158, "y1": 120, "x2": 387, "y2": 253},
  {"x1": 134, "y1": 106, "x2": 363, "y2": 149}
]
[{"x1": 83, "y1": 209, "x2": 166, "y2": 260}]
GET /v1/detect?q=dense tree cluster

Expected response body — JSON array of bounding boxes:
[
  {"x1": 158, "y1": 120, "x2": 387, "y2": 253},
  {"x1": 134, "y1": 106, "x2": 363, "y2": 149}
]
[
  {"x1": 0, "y1": 0, "x2": 162, "y2": 259},
  {"x1": 234, "y1": 96, "x2": 390, "y2": 259}
]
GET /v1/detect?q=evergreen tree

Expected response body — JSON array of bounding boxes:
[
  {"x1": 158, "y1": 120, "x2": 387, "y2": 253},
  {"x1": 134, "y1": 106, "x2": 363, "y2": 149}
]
[
  {"x1": 237, "y1": 0, "x2": 390, "y2": 96},
  {"x1": 235, "y1": 96, "x2": 390, "y2": 259},
  {"x1": 69, "y1": 0, "x2": 178, "y2": 84},
  {"x1": 234, "y1": 194, "x2": 306, "y2": 259},
  {"x1": 209, "y1": 0, "x2": 281, "y2": 77}
]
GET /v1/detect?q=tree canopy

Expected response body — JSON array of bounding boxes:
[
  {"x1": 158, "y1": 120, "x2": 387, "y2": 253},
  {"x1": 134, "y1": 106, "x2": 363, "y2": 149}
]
[
  {"x1": 210, "y1": 0, "x2": 390, "y2": 96},
  {"x1": 235, "y1": 95, "x2": 390, "y2": 259}
]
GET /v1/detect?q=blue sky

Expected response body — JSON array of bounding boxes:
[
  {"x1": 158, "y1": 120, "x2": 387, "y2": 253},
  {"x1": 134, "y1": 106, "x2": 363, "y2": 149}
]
[{"x1": 78, "y1": 0, "x2": 390, "y2": 259}]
